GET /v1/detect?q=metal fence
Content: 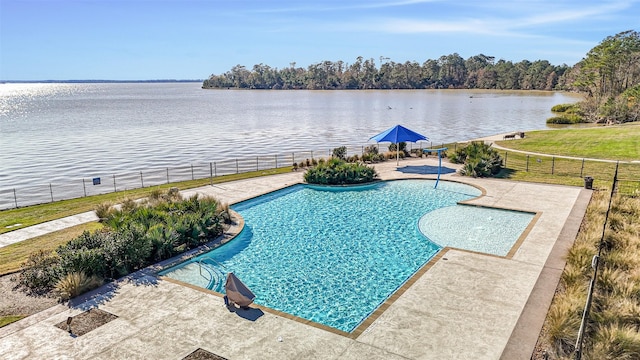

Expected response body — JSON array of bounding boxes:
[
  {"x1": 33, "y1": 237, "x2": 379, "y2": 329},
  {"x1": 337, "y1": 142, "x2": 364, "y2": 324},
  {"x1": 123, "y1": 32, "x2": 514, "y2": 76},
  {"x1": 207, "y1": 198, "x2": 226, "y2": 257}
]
[
  {"x1": 3, "y1": 142, "x2": 635, "y2": 211},
  {"x1": 501, "y1": 151, "x2": 640, "y2": 186},
  {"x1": 1, "y1": 142, "x2": 440, "y2": 210}
]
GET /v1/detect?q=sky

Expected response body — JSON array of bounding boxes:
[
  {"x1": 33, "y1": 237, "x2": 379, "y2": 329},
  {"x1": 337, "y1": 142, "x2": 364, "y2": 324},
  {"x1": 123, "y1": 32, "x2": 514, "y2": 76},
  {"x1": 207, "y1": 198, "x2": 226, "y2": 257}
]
[{"x1": 1, "y1": 0, "x2": 638, "y2": 81}]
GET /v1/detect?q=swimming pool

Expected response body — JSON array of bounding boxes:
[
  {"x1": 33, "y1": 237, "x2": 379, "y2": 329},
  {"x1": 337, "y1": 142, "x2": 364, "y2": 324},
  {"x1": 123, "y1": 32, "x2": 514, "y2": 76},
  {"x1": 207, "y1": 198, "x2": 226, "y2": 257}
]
[{"x1": 160, "y1": 180, "x2": 533, "y2": 333}]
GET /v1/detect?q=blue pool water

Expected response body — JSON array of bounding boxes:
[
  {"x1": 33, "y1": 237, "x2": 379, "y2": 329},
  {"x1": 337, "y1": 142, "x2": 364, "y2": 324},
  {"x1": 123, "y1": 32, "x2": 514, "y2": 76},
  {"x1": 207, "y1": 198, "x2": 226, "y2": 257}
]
[{"x1": 160, "y1": 180, "x2": 532, "y2": 332}]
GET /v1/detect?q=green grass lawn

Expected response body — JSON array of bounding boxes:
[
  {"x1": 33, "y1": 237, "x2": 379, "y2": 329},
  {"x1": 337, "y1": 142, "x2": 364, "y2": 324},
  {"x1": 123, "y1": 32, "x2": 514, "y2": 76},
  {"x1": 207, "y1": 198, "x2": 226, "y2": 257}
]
[
  {"x1": 0, "y1": 315, "x2": 26, "y2": 328},
  {"x1": 495, "y1": 123, "x2": 640, "y2": 161},
  {"x1": 0, "y1": 222, "x2": 103, "y2": 276}
]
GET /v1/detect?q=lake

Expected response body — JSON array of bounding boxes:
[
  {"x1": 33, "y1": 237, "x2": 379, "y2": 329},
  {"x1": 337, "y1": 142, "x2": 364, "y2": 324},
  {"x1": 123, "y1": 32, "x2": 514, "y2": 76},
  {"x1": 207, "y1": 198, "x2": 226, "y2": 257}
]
[{"x1": 0, "y1": 82, "x2": 580, "y2": 191}]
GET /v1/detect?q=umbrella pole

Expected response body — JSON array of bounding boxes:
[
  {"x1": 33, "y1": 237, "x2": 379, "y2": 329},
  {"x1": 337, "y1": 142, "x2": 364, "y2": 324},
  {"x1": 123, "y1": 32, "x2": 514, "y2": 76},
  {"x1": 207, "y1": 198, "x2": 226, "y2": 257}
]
[
  {"x1": 435, "y1": 150, "x2": 442, "y2": 189},
  {"x1": 396, "y1": 143, "x2": 399, "y2": 166}
]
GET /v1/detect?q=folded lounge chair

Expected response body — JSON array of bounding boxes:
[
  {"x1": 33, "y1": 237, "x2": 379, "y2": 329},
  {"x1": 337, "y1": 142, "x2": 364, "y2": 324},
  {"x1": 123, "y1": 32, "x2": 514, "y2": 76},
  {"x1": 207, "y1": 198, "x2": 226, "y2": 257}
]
[{"x1": 224, "y1": 272, "x2": 255, "y2": 308}]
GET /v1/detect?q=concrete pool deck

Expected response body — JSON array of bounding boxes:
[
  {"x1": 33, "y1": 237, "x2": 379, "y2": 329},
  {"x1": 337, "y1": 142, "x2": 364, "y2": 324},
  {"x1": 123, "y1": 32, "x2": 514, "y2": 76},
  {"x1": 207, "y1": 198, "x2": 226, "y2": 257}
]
[{"x1": 0, "y1": 156, "x2": 590, "y2": 359}]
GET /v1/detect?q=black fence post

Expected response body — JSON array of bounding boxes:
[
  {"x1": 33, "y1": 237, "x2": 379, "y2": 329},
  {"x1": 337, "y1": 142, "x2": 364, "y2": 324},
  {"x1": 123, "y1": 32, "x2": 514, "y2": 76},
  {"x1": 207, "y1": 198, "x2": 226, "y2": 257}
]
[
  {"x1": 113, "y1": 174, "x2": 117, "y2": 192},
  {"x1": 140, "y1": 171, "x2": 144, "y2": 188},
  {"x1": 50, "y1": 183, "x2": 54, "y2": 202},
  {"x1": 526, "y1": 155, "x2": 530, "y2": 172},
  {"x1": 292, "y1": 152, "x2": 295, "y2": 165},
  {"x1": 580, "y1": 159, "x2": 585, "y2": 178},
  {"x1": 504, "y1": 151, "x2": 508, "y2": 167},
  {"x1": 236, "y1": 159, "x2": 239, "y2": 174},
  {"x1": 214, "y1": 162, "x2": 217, "y2": 178},
  {"x1": 13, "y1": 188, "x2": 18, "y2": 209},
  {"x1": 256, "y1": 156, "x2": 259, "y2": 171},
  {"x1": 275, "y1": 154, "x2": 278, "y2": 168},
  {"x1": 210, "y1": 162, "x2": 213, "y2": 186},
  {"x1": 552, "y1": 157, "x2": 555, "y2": 175},
  {"x1": 191, "y1": 164, "x2": 194, "y2": 180},
  {"x1": 83, "y1": 178, "x2": 87, "y2": 197},
  {"x1": 166, "y1": 168, "x2": 170, "y2": 184}
]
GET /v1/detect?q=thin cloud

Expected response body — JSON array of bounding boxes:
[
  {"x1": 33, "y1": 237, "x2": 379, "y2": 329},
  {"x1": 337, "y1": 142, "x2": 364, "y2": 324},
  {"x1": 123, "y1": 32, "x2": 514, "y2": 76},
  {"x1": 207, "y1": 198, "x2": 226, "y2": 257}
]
[
  {"x1": 514, "y1": 1, "x2": 633, "y2": 28},
  {"x1": 350, "y1": 0, "x2": 634, "y2": 37},
  {"x1": 249, "y1": 0, "x2": 441, "y2": 14}
]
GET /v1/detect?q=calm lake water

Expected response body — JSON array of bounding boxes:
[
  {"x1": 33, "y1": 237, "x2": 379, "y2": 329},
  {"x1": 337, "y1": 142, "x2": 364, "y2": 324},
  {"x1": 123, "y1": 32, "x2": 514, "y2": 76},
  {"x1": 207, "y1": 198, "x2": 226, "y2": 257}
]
[{"x1": 0, "y1": 82, "x2": 580, "y2": 190}]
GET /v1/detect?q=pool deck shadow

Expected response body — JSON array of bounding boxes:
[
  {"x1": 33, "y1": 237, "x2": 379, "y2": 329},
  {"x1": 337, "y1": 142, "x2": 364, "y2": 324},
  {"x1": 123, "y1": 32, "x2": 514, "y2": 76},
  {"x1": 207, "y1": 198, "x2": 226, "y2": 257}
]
[
  {"x1": 396, "y1": 164, "x2": 457, "y2": 175},
  {"x1": 0, "y1": 157, "x2": 590, "y2": 360},
  {"x1": 226, "y1": 306, "x2": 265, "y2": 322}
]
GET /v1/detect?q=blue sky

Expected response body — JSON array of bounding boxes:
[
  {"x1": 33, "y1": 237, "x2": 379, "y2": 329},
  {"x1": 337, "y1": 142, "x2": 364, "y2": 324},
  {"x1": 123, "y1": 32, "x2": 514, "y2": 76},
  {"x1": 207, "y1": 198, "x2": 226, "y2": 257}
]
[{"x1": 1, "y1": 0, "x2": 638, "y2": 81}]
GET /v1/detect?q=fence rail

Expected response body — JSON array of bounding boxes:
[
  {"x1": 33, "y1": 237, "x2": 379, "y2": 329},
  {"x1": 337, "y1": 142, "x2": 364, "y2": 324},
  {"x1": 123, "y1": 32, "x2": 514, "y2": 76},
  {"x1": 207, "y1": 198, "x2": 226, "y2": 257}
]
[{"x1": 2, "y1": 142, "x2": 638, "y2": 211}]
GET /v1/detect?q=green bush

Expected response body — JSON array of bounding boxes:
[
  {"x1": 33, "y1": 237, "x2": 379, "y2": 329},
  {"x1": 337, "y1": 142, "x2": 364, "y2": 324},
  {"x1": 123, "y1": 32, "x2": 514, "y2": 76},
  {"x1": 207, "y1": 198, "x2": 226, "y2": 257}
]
[
  {"x1": 19, "y1": 189, "x2": 226, "y2": 296},
  {"x1": 18, "y1": 250, "x2": 62, "y2": 294},
  {"x1": 332, "y1": 146, "x2": 347, "y2": 160},
  {"x1": 388, "y1": 142, "x2": 407, "y2": 152},
  {"x1": 547, "y1": 114, "x2": 585, "y2": 124},
  {"x1": 551, "y1": 103, "x2": 579, "y2": 113},
  {"x1": 450, "y1": 141, "x2": 503, "y2": 177},
  {"x1": 304, "y1": 158, "x2": 378, "y2": 185},
  {"x1": 364, "y1": 145, "x2": 379, "y2": 155}
]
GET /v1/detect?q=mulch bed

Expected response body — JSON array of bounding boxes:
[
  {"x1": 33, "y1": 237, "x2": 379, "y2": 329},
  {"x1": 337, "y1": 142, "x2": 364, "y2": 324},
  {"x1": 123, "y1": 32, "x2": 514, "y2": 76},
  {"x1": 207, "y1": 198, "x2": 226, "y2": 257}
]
[
  {"x1": 54, "y1": 308, "x2": 117, "y2": 336},
  {"x1": 183, "y1": 348, "x2": 229, "y2": 360}
]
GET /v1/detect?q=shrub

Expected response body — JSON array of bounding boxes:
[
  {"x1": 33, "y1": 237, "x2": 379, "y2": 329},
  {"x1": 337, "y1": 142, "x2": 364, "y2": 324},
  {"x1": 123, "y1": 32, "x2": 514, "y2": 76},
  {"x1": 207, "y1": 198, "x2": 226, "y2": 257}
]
[
  {"x1": 451, "y1": 141, "x2": 502, "y2": 177},
  {"x1": 149, "y1": 188, "x2": 163, "y2": 201},
  {"x1": 546, "y1": 114, "x2": 585, "y2": 124},
  {"x1": 102, "y1": 228, "x2": 153, "y2": 277},
  {"x1": 364, "y1": 145, "x2": 378, "y2": 155},
  {"x1": 332, "y1": 146, "x2": 347, "y2": 160},
  {"x1": 146, "y1": 224, "x2": 181, "y2": 261},
  {"x1": 18, "y1": 250, "x2": 62, "y2": 294},
  {"x1": 216, "y1": 202, "x2": 232, "y2": 224},
  {"x1": 95, "y1": 202, "x2": 115, "y2": 221},
  {"x1": 19, "y1": 190, "x2": 227, "y2": 294},
  {"x1": 119, "y1": 197, "x2": 139, "y2": 213},
  {"x1": 304, "y1": 158, "x2": 378, "y2": 185},
  {"x1": 54, "y1": 271, "x2": 103, "y2": 301},
  {"x1": 551, "y1": 103, "x2": 579, "y2": 113},
  {"x1": 388, "y1": 142, "x2": 407, "y2": 152},
  {"x1": 58, "y1": 246, "x2": 108, "y2": 278}
]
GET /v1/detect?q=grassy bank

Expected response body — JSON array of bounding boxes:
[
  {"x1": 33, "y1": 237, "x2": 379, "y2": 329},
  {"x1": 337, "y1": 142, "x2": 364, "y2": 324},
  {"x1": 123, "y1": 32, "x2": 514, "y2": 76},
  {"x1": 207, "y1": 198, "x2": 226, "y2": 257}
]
[{"x1": 495, "y1": 123, "x2": 640, "y2": 161}]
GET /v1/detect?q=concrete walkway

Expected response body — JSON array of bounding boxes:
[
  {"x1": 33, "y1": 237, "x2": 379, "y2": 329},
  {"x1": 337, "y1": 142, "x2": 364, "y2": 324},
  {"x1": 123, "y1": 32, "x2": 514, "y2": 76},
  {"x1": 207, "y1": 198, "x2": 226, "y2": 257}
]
[
  {"x1": 0, "y1": 212, "x2": 99, "y2": 248},
  {"x1": 0, "y1": 157, "x2": 590, "y2": 359}
]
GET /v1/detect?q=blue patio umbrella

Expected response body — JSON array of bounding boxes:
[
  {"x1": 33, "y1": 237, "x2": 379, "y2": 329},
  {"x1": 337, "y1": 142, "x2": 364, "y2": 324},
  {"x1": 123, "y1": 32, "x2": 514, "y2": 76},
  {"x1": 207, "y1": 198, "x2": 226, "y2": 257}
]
[{"x1": 369, "y1": 124, "x2": 429, "y2": 165}]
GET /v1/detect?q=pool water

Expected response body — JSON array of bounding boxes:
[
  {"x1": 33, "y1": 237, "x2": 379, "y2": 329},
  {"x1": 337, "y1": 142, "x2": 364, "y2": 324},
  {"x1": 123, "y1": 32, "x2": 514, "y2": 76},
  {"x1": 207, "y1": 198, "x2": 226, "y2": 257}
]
[
  {"x1": 160, "y1": 180, "x2": 531, "y2": 332},
  {"x1": 419, "y1": 205, "x2": 535, "y2": 256}
]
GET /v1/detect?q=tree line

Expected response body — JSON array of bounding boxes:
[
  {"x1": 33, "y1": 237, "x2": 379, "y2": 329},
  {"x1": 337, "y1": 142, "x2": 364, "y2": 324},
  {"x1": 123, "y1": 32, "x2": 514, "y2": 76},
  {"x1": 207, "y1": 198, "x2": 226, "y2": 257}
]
[
  {"x1": 203, "y1": 30, "x2": 640, "y2": 124},
  {"x1": 203, "y1": 54, "x2": 571, "y2": 91}
]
